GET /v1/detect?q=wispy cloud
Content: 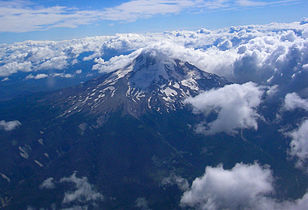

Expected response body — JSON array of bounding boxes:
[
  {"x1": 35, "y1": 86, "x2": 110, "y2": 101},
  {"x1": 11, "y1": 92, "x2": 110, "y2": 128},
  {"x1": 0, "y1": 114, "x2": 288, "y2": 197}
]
[
  {"x1": 202, "y1": 0, "x2": 231, "y2": 9},
  {"x1": 0, "y1": 2, "x2": 100, "y2": 32},
  {"x1": 236, "y1": 0, "x2": 297, "y2": 7},
  {"x1": 100, "y1": 0, "x2": 199, "y2": 21},
  {"x1": 0, "y1": 0, "x2": 299, "y2": 33}
]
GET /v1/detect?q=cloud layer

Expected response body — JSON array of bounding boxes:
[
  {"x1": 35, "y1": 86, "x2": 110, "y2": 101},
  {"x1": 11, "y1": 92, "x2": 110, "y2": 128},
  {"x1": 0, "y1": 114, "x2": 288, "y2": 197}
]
[
  {"x1": 1, "y1": 20, "x2": 307, "y2": 93},
  {"x1": 185, "y1": 82, "x2": 264, "y2": 135}
]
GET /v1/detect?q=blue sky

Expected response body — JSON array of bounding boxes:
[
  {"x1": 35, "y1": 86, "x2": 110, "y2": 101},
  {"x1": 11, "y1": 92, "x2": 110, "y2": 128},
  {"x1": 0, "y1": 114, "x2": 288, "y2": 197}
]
[{"x1": 0, "y1": 0, "x2": 307, "y2": 43}]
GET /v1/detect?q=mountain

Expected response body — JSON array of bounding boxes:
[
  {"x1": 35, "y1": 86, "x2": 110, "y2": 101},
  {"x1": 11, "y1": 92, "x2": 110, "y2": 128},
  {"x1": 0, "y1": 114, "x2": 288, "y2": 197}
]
[
  {"x1": 0, "y1": 51, "x2": 307, "y2": 209},
  {"x1": 50, "y1": 49, "x2": 228, "y2": 120}
]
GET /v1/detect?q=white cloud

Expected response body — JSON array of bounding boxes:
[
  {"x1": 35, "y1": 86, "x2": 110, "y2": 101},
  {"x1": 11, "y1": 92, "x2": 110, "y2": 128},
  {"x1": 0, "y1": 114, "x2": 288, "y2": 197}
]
[
  {"x1": 161, "y1": 174, "x2": 189, "y2": 191},
  {"x1": 60, "y1": 172, "x2": 103, "y2": 205},
  {"x1": 185, "y1": 82, "x2": 264, "y2": 135},
  {"x1": 51, "y1": 73, "x2": 74, "y2": 78},
  {"x1": 181, "y1": 163, "x2": 274, "y2": 210},
  {"x1": 0, "y1": 0, "x2": 299, "y2": 33},
  {"x1": 40, "y1": 177, "x2": 56, "y2": 189},
  {"x1": 38, "y1": 56, "x2": 68, "y2": 70},
  {"x1": 101, "y1": 0, "x2": 199, "y2": 22},
  {"x1": 203, "y1": 0, "x2": 230, "y2": 9},
  {"x1": 181, "y1": 162, "x2": 308, "y2": 210},
  {"x1": 284, "y1": 92, "x2": 308, "y2": 111},
  {"x1": 26, "y1": 73, "x2": 48, "y2": 80},
  {"x1": 283, "y1": 193, "x2": 308, "y2": 210},
  {"x1": 0, "y1": 20, "x2": 308, "y2": 90},
  {"x1": 36, "y1": 173, "x2": 103, "y2": 209},
  {"x1": 0, "y1": 61, "x2": 32, "y2": 77},
  {"x1": 0, "y1": 120, "x2": 21, "y2": 131},
  {"x1": 237, "y1": 0, "x2": 267, "y2": 6},
  {"x1": 0, "y1": 2, "x2": 100, "y2": 32},
  {"x1": 92, "y1": 49, "x2": 142, "y2": 73},
  {"x1": 236, "y1": 0, "x2": 296, "y2": 7},
  {"x1": 288, "y1": 120, "x2": 308, "y2": 170},
  {"x1": 266, "y1": 85, "x2": 279, "y2": 96},
  {"x1": 0, "y1": 0, "x2": 207, "y2": 32}
]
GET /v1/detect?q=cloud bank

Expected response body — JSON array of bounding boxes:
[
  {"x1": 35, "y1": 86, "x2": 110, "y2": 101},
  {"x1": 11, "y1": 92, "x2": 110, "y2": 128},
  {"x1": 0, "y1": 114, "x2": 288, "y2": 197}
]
[
  {"x1": 1, "y1": 20, "x2": 307, "y2": 95},
  {"x1": 181, "y1": 162, "x2": 308, "y2": 210},
  {"x1": 185, "y1": 82, "x2": 264, "y2": 135}
]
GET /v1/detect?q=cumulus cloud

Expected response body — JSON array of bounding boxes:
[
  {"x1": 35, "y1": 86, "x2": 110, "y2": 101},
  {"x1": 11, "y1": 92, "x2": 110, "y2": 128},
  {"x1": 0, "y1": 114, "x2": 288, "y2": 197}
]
[
  {"x1": 284, "y1": 92, "x2": 308, "y2": 111},
  {"x1": 38, "y1": 56, "x2": 68, "y2": 70},
  {"x1": 181, "y1": 162, "x2": 308, "y2": 210},
  {"x1": 60, "y1": 172, "x2": 103, "y2": 205},
  {"x1": 288, "y1": 120, "x2": 308, "y2": 170},
  {"x1": 181, "y1": 163, "x2": 273, "y2": 209},
  {"x1": 0, "y1": 120, "x2": 21, "y2": 131},
  {"x1": 0, "y1": 61, "x2": 32, "y2": 77},
  {"x1": 185, "y1": 82, "x2": 264, "y2": 135},
  {"x1": 39, "y1": 177, "x2": 56, "y2": 189}
]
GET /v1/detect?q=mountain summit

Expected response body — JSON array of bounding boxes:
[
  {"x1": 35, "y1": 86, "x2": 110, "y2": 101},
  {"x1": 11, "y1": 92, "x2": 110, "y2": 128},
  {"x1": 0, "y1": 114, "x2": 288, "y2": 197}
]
[{"x1": 53, "y1": 50, "x2": 228, "y2": 119}]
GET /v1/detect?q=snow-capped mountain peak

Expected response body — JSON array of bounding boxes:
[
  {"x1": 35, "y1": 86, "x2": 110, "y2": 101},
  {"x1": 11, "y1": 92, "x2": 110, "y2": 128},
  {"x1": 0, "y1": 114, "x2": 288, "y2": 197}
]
[
  {"x1": 130, "y1": 49, "x2": 177, "y2": 89},
  {"x1": 53, "y1": 50, "x2": 228, "y2": 119}
]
